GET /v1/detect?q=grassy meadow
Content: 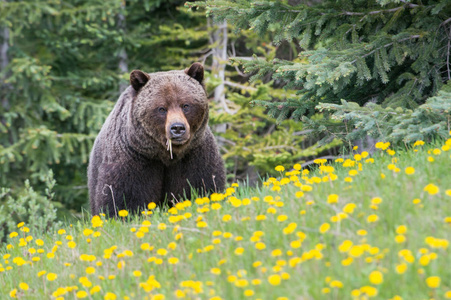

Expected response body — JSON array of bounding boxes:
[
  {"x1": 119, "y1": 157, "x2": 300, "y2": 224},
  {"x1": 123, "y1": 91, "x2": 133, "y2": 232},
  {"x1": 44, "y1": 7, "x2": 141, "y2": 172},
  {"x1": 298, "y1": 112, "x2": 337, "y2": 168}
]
[{"x1": 1, "y1": 138, "x2": 451, "y2": 300}]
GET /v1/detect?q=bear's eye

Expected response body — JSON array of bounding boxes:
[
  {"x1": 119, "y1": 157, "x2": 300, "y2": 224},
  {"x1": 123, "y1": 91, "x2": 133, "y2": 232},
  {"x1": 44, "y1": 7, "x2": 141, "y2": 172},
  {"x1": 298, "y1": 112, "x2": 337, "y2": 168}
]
[
  {"x1": 182, "y1": 104, "x2": 190, "y2": 112},
  {"x1": 158, "y1": 107, "x2": 167, "y2": 114}
]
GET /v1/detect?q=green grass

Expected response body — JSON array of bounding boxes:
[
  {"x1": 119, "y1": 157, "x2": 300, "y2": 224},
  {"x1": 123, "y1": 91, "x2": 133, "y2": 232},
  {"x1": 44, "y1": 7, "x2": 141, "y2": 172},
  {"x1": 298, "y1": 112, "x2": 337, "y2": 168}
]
[{"x1": 1, "y1": 139, "x2": 451, "y2": 300}]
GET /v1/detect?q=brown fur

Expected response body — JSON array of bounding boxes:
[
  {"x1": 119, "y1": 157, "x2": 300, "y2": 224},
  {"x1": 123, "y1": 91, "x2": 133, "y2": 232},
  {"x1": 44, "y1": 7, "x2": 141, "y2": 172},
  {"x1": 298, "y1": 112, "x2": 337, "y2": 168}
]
[{"x1": 88, "y1": 63, "x2": 226, "y2": 216}]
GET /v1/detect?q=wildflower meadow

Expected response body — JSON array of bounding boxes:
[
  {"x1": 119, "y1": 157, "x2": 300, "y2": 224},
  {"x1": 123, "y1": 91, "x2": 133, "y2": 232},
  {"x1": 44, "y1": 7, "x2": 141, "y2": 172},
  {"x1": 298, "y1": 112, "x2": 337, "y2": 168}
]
[{"x1": 1, "y1": 138, "x2": 451, "y2": 300}]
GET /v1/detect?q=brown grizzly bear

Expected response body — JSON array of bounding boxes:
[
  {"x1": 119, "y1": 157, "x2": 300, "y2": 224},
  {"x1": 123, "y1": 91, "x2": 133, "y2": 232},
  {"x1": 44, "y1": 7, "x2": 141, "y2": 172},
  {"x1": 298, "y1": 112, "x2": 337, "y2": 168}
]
[{"x1": 88, "y1": 63, "x2": 225, "y2": 216}]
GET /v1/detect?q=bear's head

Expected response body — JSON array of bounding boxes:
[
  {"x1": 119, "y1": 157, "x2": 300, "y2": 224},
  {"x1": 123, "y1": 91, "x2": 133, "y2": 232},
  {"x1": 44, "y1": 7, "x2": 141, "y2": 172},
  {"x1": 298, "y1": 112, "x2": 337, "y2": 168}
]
[{"x1": 129, "y1": 63, "x2": 208, "y2": 159}]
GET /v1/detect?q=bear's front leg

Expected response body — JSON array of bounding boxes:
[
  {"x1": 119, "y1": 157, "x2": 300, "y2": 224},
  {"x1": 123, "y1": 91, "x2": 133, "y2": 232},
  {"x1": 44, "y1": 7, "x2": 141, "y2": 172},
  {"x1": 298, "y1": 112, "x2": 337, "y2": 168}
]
[{"x1": 92, "y1": 159, "x2": 165, "y2": 216}]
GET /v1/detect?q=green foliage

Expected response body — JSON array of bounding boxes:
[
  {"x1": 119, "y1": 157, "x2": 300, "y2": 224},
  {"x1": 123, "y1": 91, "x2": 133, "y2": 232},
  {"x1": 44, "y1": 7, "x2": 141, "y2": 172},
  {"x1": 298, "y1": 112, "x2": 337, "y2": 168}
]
[
  {"x1": 0, "y1": 170, "x2": 62, "y2": 242},
  {"x1": 0, "y1": 0, "x2": 208, "y2": 212},
  {"x1": 188, "y1": 0, "x2": 451, "y2": 144},
  {"x1": 316, "y1": 81, "x2": 451, "y2": 143},
  {"x1": 209, "y1": 81, "x2": 341, "y2": 179},
  {"x1": 205, "y1": 28, "x2": 339, "y2": 180}
]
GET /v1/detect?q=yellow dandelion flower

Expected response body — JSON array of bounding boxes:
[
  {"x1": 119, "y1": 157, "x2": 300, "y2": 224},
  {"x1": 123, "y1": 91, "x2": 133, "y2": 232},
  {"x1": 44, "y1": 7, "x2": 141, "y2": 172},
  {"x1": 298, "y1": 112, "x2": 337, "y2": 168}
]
[
  {"x1": 157, "y1": 248, "x2": 167, "y2": 256},
  {"x1": 395, "y1": 235, "x2": 406, "y2": 243},
  {"x1": 275, "y1": 165, "x2": 285, "y2": 172},
  {"x1": 222, "y1": 214, "x2": 232, "y2": 222},
  {"x1": 268, "y1": 274, "x2": 281, "y2": 286},
  {"x1": 47, "y1": 273, "x2": 57, "y2": 281},
  {"x1": 117, "y1": 261, "x2": 125, "y2": 269},
  {"x1": 277, "y1": 215, "x2": 288, "y2": 222},
  {"x1": 10, "y1": 289, "x2": 17, "y2": 298},
  {"x1": 175, "y1": 290, "x2": 185, "y2": 298},
  {"x1": 367, "y1": 214, "x2": 379, "y2": 223},
  {"x1": 343, "y1": 203, "x2": 356, "y2": 214},
  {"x1": 357, "y1": 229, "x2": 367, "y2": 236},
  {"x1": 426, "y1": 276, "x2": 440, "y2": 288},
  {"x1": 330, "y1": 280, "x2": 343, "y2": 288},
  {"x1": 424, "y1": 183, "x2": 439, "y2": 195},
  {"x1": 396, "y1": 263, "x2": 407, "y2": 274},
  {"x1": 360, "y1": 286, "x2": 378, "y2": 297},
  {"x1": 327, "y1": 194, "x2": 339, "y2": 204},
  {"x1": 295, "y1": 191, "x2": 304, "y2": 198},
  {"x1": 432, "y1": 148, "x2": 441, "y2": 155},
  {"x1": 197, "y1": 221, "x2": 207, "y2": 228},
  {"x1": 290, "y1": 240, "x2": 302, "y2": 249},
  {"x1": 255, "y1": 215, "x2": 267, "y2": 221},
  {"x1": 9, "y1": 231, "x2": 18, "y2": 239},
  {"x1": 396, "y1": 225, "x2": 407, "y2": 234},
  {"x1": 118, "y1": 210, "x2": 128, "y2": 217},
  {"x1": 405, "y1": 167, "x2": 415, "y2": 175},
  {"x1": 341, "y1": 257, "x2": 353, "y2": 266},
  {"x1": 75, "y1": 291, "x2": 88, "y2": 298},
  {"x1": 235, "y1": 279, "x2": 248, "y2": 287},
  {"x1": 67, "y1": 241, "x2": 76, "y2": 248},
  {"x1": 283, "y1": 222, "x2": 297, "y2": 235},
  {"x1": 147, "y1": 202, "x2": 157, "y2": 210},
  {"x1": 369, "y1": 270, "x2": 383, "y2": 285},
  {"x1": 338, "y1": 240, "x2": 353, "y2": 253},
  {"x1": 90, "y1": 286, "x2": 101, "y2": 295},
  {"x1": 419, "y1": 255, "x2": 430, "y2": 266},
  {"x1": 210, "y1": 268, "x2": 221, "y2": 275},
  {"x1": 168, "y1": 257, "x2": 179, "y2": 264},
  {"x1": 267, "y1": 207, "x2": 277, "y2": 214},
  {"x1": 319, "y1": 223, "x2": 330, "y2": 234},
  {"x1": 211, "y1": 203, "x2": 221, "y2": 210},
  {"x1": 19, "y1": 282, "x2": 29, "y2": 291},
  {"x1": 235, "y1": 247, "x2": 244, "y2": 255},
  {"x1": 413, "y1": 140, "x2": 425, "y2": 146},
  {"x1": 91, "y1": 215, "x2": 103, "y2": 228},
  {"x1": 349, "y1": 245, "x2": 364, "y2": 257},
  {"x1": 132, "y1": 270, "x2": 142, "y2": 277},
  {"x1": 252, "y1": 261, "x2": 262, "y2": 268},
  {"x1": 104, "y1": 292, "x2": 117, "y2": 300},
  {"x1": 371, "y1": 197, "x2": 382, "y2": 204},
  {"x1": 255, "y1": 242, "x2": 266, "y2": 250}
]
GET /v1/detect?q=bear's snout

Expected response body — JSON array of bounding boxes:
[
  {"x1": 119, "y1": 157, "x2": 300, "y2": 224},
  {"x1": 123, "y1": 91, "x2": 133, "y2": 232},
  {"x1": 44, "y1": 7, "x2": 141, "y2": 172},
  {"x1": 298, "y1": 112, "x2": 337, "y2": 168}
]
[
  {"x1": 165, "y1": 106, "x2": 190, "y2": 145},
  {"x1": 170, "y1": 123, "x2": 186, "y2": 138}
]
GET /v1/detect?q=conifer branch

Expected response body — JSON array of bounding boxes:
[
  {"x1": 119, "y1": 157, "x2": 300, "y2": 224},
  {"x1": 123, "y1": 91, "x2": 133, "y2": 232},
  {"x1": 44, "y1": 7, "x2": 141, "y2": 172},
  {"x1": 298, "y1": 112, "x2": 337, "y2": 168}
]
[
  {"x1": 350, "y1": 35, "x2": 421, "y2": 64},
  {"x1": 224, "y1": 80, "x2": 257, "y2": 92},
  {"x1": 337, "y1": 3, "x2": 420, "y2": 16}
]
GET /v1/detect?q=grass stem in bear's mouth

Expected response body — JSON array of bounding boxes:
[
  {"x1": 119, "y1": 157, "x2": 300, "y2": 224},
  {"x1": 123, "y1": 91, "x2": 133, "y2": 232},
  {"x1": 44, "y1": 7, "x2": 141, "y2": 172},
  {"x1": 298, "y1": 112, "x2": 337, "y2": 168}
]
[{"x1": 166, "y1": 139, "x2": 173, "y2": 159}]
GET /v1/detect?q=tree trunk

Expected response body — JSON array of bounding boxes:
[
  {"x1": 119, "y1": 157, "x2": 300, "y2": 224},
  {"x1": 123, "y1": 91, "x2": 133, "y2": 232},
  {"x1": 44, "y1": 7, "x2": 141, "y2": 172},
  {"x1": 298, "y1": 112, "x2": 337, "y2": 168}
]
[
  {"x1": 210, "y1": 19, "x2": 229, "y2": 134},
  {"x1": 1, "y1": 25, "x2": 10, "y2": 111},
  {"x1": 117, "y1": 1, "x2": 128, "y2": 94}
]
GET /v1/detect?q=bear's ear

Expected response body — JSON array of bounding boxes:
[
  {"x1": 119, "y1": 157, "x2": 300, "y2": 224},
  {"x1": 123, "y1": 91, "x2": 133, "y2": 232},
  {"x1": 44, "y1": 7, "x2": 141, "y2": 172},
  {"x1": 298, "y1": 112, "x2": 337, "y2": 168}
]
[
  {"x1": 130, "y1": 70, "x2": 150, "y2": 91},
  {"x1": 185, "y1": 62, "x2": 204, "y2": 85}
]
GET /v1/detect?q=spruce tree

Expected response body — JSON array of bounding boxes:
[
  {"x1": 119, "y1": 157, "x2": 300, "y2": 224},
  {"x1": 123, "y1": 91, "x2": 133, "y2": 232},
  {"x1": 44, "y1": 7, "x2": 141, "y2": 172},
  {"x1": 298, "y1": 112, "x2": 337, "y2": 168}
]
[{"x1": 187, "y1": 0, "x2": 451, "y2": 144}]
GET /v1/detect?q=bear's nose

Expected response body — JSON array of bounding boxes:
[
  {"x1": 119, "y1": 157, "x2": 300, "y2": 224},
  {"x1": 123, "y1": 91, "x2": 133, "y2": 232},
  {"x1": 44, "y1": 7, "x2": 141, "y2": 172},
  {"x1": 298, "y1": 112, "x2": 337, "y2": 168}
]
[{"x1": 170, "y1": 123, "x2": 186, "y2": 137}]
